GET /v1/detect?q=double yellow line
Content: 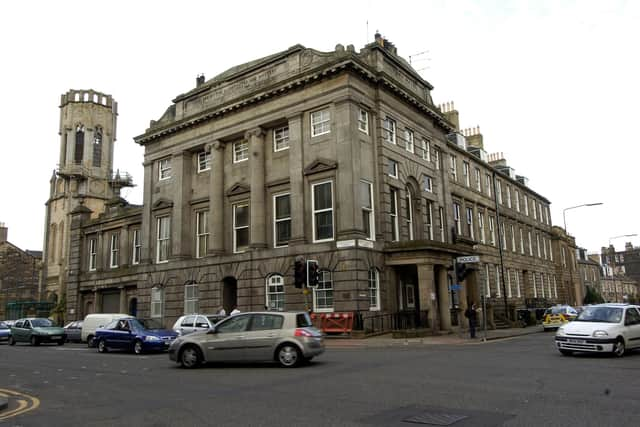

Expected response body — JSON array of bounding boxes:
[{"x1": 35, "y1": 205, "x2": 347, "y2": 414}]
[{"x1": 0, "y1": 388, "x2": 40, "y2": 421}]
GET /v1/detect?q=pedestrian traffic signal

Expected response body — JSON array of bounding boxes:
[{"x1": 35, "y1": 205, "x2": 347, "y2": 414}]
[
  {"x1": 294, "y1": 259, "x2": 306, "y2": 288},
  {"x1": 307, "y1": 260, "x2": 320, "y2": 288}
]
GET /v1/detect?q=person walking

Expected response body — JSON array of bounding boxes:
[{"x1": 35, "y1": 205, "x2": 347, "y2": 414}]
[
  {"x1": 230, "y1": 305, "x2": 241, "y2": 316},
  {"x1": 464, "y1": 303, "x2": 478, "y2": 339}
]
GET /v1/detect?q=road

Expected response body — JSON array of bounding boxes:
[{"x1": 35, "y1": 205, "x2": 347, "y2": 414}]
[{"x1": 2, "y1": 334, "x2": 640, "y2": 427}]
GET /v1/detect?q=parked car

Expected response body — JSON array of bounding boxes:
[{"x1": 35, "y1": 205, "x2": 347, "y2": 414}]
[
  {"x1": 555, "y1": 303, "x2": 640, "y2": 357},
  {"x1": 172, "y1": 314, "x2": 227, "y2": 336},
  {"x1": 82, "y1": 313, "x2": 134, "y2": 347},
  {"x1": 64, "y1": 320, "x2": 83, "y2": 342},
  {"x1": 0, "y1": 321, "x2": 11, "y2": 343},
  {"x1": 9, "y1": 318, "x2": 66, "y2": 346},
  {"x1": 168, "y1": 311, "x2": 324, "y2": 369},
  {"x1": 543, "y1": 305, "x2": 578, "y2": 331},
  {"x1": 95, "y1": 318, "x2": 178, "y2": 354}
]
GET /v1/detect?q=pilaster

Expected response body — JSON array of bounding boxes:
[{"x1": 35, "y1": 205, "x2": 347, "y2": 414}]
[
  {"x1": 287, "y1": 114, "x2": 305, "y2": 245},
  {"x1": 209, "y1": 141, "x2": 226, "y2": 254},
  {"x1": 247, "y1": 128, "x2": 267, "y2": 249}
]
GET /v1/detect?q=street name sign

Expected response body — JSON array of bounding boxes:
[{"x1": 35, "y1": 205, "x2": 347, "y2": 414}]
[{"x1": 456, "y1": 255, "x2": 480, "y2": 264}]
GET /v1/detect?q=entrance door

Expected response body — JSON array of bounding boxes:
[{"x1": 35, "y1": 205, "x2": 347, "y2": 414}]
[
  {"x1": 222, "y1": 277, "x2": 238, "y2": 314},
  {"x1": 129, "y1": 298, "x2": 138, "y2": 317}
]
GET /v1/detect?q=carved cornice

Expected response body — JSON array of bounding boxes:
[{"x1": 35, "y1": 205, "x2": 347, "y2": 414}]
[
  {"x1": 303, "y1": 158, "x2": 338, "y2": 176},
  {"x1": 226, "y1": 182, "x2": 251, "y2": 197}
]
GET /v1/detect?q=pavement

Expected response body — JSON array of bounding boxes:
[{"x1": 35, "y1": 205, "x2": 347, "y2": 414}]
[{"x1": 324, "y1": 325, "x2": 544, "y2": 348}]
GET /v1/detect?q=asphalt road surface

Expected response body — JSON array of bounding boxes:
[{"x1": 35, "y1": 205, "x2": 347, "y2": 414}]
[{"x1": 2, "y1": 334, "x2": 640, "y2": 427}]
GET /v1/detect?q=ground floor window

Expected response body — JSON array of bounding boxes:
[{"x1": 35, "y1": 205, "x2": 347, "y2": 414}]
[
  {"x1": 368, "y1": 268, "x2": 380, "y2": 310},
  {"x1": 313, "y1": 270, "x2": 333, "y2": 312},
  {"x1": 185, "y1": 282, "x2": 198, "y2": 314},
  {"x1": 151, "y1": 287, "x2": 163, "y2": 318},
  {"x1": 266, "y1": 275, "x2": 285, "y2": 311}
]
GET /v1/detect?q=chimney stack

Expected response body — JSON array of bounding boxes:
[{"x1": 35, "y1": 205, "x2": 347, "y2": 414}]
[
  {"x1": 196, "y1": 74, "x2": 205, "y2": 87},
  {"x1": 0, "y1": 222, "x2": 7, "y2": 244},
  {"x1": 438, "y1": 101, "x2": 460, "y2": 130}
]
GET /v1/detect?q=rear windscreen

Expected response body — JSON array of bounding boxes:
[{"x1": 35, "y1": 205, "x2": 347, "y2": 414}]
[{"x1": 296, "y1": 313, "x2": 312, "y2": 327}]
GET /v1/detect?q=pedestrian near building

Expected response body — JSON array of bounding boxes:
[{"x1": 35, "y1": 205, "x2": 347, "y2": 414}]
[
  {"x1": 230, "y1": 306, "x2": 240, "y2": 316},
  {"x1": 464, "y1": 303, "x2": 478, "y2": 339}
]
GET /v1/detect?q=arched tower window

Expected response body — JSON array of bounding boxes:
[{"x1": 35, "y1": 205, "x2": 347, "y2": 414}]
[
  {"x1": 58, "y1": 221, "x2": 64, "y2": 262},
  {"x1": 49, "y1": 224, "x2": 57, "y2": 264},
  {"x1": 93, "y1": 126, "x2": 103, "y2": 167},
  {"x1": 74, "y1": 124, "x2": 85, "y2": 164}
]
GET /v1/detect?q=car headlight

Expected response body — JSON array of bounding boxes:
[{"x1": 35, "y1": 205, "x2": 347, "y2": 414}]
[
  {"x1": 144, "y1": 335, "x2": 161, "y2": 342},
  {"x1": 593, "y1": 330, "x2": 609, "y2": 337}
]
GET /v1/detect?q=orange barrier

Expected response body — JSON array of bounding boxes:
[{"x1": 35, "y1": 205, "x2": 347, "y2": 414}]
[{"x1": 310, "y1": 312, "x2": 354, "y2": 334}]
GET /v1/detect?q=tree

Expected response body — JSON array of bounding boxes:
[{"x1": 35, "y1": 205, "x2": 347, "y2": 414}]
[{"x1": 583, "y1": 285, "x2": 604, "y2": 305}]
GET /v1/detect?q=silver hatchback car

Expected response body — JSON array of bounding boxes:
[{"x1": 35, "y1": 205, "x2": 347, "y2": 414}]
[{"x1": 168, "y1": 311, "x2": 324, "y2": 368}]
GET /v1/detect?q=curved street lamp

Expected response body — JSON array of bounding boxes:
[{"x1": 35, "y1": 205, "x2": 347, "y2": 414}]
[
  {"x1": 563, "y1": 203, "x2": 603, "y2": 233},
  {"x1": 608, "y1": 234, "x2": 638, "y2": 247}
]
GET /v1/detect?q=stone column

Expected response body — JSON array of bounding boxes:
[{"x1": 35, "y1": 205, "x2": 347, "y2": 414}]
[
  {"x1": 120, "y1": 226, "x2": 129, "y2": 268},
  {"x1": 140, "y1": 161, "x2": 153, "y2": 263},
  {"x1": 438, "y1": 266, "x2": 452, "y2": 330},
  {"x1": 94, "y1": 290, "x2": 103, "y2": 313},
  {"x1": 417, "y1": 264, "x2": 437, "y2": 331},
  {"x1": 96, "y1": 231, "x2": 103, "y2": 271},
  {"x1": 334, "y1": 99, "x2": 358, "y2": 239},
  {"x1": 247, "y1": 128, "x2": 267, "y2": 249},
  {"x1": 171, "y1": 151, "x2": 191, "y2": 258},
  {"x1": 287, "y1": 114, "x2": 305, "y2": 245},
  {"x1": 209, "y1": 141, "x2": 226, "y2": 254}
]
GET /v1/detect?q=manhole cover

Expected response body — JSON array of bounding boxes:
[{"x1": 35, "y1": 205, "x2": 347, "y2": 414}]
[{"x1": 403, "y1": 411, "x2": 468, "y2": 426}]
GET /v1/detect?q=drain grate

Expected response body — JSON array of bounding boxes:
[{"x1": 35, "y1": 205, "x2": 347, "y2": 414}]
[{"x1": 402, "y1": 411, "x2": 468, "y2": 426}]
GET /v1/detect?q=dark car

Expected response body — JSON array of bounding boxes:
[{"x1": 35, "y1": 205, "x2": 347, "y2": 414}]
[
  {"x1": 0, "y1": 321, "x2": 11, "y2": 343},
  {"x1": 63, "y1": 320, "x2": 83, "y2": 342},
  {"x1": 9, "y1": 318, "x2": 66, "y2": 346},
  {"x1": 95, "y1": 318, "x2": 178, "y2": 354}
]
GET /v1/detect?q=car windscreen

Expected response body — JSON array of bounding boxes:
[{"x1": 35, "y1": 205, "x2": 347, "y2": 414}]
[
  {"x1": 129, "y1": 319, "x2": 147, "y2": 331},
  {"x1": 31, "y1": 319, "x2": 53, "y2": 327},
  {"x1": 576, "y1": 307, "x2": 622, "y2": 323},
  {"x1": 296, "y1": 313, "x2": 313, "y2": 327}
]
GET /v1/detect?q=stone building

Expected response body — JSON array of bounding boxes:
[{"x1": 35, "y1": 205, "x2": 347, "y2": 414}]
[
  {"x1": 45, "y1": 35, "x2": 566, "y2": 331},
  {"x1": 576, "y1": 248, "x2": 602, "y2": 302},
  {"x1": 599, "y1": 243, "x2": 640, "y2": 303},
  {"x1": 0, "y1": 224, "x2": 42, "y2": 319}
]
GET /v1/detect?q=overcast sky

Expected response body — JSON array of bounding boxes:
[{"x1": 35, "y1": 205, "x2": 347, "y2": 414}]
[{"x1": 1, "y1": 0, "x2": 638, "y2": 254}]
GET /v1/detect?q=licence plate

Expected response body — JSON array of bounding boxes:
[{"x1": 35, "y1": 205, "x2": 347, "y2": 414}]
[
  {"x1": 51, "y1": 336, "x2": 61, "y2": 339},
  {"x1": 568, "y1": 339, "x2": 585, "y2": 344}
]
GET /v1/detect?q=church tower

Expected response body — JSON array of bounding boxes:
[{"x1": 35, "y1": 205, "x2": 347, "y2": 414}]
[{"x1": 41, "y1": 89, "x2": 131, "y2": 304}]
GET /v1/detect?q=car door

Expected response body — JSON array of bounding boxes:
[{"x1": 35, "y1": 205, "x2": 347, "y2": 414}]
[
  {"x1": 13, "y1": 320, "x2": 25, "y2": 342},
  {"x1": 243, "y1": 314, "x2": 285, "y2": 361},
  {"x1": 202, "y1": 314, "x2": 251, "y2": 362},
  {"x1": 624, "y1": 308, "x2": 640, "y2": 348},
  {"x1": 178, "y1": 315, "x2": 196, "y2": 335},
  {"x1": 105, "y1": 320, "x2": 130, "y2": 349},
  {"x1": 194, "y1": 316, "x2": 211, "y2": 333}
]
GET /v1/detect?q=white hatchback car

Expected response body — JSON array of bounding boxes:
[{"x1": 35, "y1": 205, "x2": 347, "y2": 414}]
[{"x1": 555, "y1": 303, "x2": 640, "y2": 357}]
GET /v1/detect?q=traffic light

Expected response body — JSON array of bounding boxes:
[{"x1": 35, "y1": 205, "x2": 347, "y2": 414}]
[
  {"x1": 294, "y1": 258, "x2": 306, "y2": 288},
  {"x1": 307, "y1": 260, "x2": 320, "y2": 288},
  {"x1": 455, "y1": 262, "x2": 469, "y2": 283}
]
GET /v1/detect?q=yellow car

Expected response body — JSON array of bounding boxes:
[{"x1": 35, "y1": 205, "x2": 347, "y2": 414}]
[{"x1": 543, "y1": 305, "x2": 578, "y2": 331}]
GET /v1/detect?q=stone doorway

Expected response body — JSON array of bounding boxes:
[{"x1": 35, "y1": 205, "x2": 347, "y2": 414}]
[{"x1": 222, "y1": 277, "x2": 238, "y2": 314}]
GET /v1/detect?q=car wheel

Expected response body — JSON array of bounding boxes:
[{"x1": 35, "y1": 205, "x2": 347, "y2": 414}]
[
  {"x1": 180, "y1": 345, "x2": 202, "y2": 369},
  {"x1": 559, "y1": 349, "x2": 573, "y2": 356},
  {"x1": 31, "y1": 336, "x2": 39, "y2": 346},
  {"x1": 97, "y1": 339, "x2": 108, "y2": 353},
  {"x1": 613, "y1": 338, "x2": 626, "y2": 357},
  {"x1": 87, "y1": 335, "x2": 95, "y2": 348},
  {"x1": 276, "y1": 343, "x2": 302, "y2": 368},
  {"x1": 133, "y1": 340, "x2": 144, "y2": 355},
  {"x1": 8, "y1": 336, "x2": 16, "y2": 346}
]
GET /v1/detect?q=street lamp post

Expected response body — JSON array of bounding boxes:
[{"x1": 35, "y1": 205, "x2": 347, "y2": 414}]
[
  {"x1": 562, "y1": 203, "x2": 603, "y2": 233},
  {"x1": 608, "y1": 234, "x2": 638, "y2": 248}
]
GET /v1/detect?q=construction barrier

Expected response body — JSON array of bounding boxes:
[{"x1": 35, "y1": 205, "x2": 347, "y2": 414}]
[{"x1": 310, "y1": 312, "x2": 354, "y2": 334}]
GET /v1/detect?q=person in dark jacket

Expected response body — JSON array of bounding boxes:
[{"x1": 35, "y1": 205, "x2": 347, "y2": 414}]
[{"x1": 464, "y1": 303, "x2": 478, "y2": 339}]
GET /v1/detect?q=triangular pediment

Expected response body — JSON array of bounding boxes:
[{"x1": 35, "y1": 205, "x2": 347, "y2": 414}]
[
  {"x1": 152, "y1": 198, "x2": 174, "y2": 210},
  {"x1": 304, "y1": 158, "x2": 337, "y2": 176},
  {"x1": 226, "y1": 182, "x2": 251, "y2": 197}
]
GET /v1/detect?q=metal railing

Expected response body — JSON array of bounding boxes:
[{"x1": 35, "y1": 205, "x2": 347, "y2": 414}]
[{"x1": 353, "y1": 310, "x2": 430, "y2": 335}]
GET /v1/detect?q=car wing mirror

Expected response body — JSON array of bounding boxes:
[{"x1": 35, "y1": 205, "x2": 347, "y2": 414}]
[{"x1": 207, "y1": 327, "x2": 217, "y2": 334}]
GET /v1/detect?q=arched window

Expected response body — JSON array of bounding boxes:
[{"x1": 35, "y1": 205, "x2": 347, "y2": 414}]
[
  {"x1": 49, "y1": 224, "x2": 57, "y2": 263},
  {"x1": 405, "y1": 186, "x2": 414, "y2": 240},
  {"x1": 266, "y1": 274, "x2": 285, "y2": 311},
  {"x1": 74, "y1": 124, "x2": 85, "y2": 164},
  {"x1": 368, "y1": 268, "x2": 380, "y2": 311},
  {"x1": 313, "y1": 270, "x2": 333, "y2": 312},
  {"x1": 58, "y1": 221, "x2": 64, "y2": 262},
  {"x1": 93, "y1": 126, "x2": 103, "y2": 167}
]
